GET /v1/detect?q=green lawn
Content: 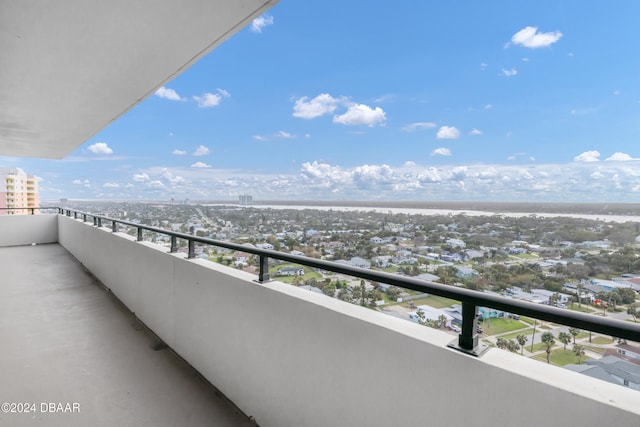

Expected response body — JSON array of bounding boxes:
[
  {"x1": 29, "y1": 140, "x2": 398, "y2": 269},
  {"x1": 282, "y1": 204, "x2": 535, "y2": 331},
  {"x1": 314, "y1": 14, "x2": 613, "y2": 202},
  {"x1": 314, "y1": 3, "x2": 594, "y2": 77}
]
[
  {"x1": 405, "y1": 295, "x2": 460, "y2": 309},
  {"x1": 567, "y1": 305, "x2": 595, "y2": 313},
  {"x1": 479, "y1": 318, "x2": 528, "y2": 336},
  {"x1": 519, "y1": 316, "x2": 536, "y2": 326},
  {"x1": 268, "y1": 265, "x2": 322, "y2": 283},
  {"x1": 529, "y1": 341, "x2": 555, "y2": 353},
  {"x1": 532, "y1": 349, "x2": 590, "y2": 366},
  {"x1": 590, "y1": 336, "x2": 614, "y2": 345},
  {"x1": 499, "y1": 329, "x2": 533, "y2": 340},
  {"x1": 583, "y1": 345, "x2": 606, "y2": 355}
]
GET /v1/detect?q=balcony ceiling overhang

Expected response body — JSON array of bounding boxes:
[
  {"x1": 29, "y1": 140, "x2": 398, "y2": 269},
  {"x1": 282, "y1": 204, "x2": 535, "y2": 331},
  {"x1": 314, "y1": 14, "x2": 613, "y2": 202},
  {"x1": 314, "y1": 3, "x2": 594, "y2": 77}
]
[{"x1": 0, "y1": 0, "x2": 278, "y2": 159}]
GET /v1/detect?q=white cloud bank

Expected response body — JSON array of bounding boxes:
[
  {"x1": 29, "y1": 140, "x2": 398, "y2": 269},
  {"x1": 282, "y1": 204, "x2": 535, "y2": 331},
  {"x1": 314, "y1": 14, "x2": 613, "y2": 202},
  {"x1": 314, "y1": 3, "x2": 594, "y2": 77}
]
[
  {"x1": 574, "y1": 150, "x2": 600, "y2": 162},
  {"x1": 68, "y1": 157, "x2": 640, "y2": 203},
  {"x1": 293, "y1": 93, "x2": 344, "y2": 119}
]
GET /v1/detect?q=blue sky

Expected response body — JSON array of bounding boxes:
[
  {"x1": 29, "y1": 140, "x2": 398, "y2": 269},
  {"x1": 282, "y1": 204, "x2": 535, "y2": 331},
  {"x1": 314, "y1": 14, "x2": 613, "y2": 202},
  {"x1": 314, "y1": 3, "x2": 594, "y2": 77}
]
[{"x1": 4, "y1": 1, "x2": 640, "y2": 202}]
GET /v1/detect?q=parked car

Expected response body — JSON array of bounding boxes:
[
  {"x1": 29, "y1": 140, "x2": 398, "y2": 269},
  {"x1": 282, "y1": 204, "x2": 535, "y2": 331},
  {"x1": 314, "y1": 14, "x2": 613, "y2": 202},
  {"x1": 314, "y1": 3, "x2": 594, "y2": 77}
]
[{"x1": 450, "y1": 325, "x2": 461, "y2": 333}]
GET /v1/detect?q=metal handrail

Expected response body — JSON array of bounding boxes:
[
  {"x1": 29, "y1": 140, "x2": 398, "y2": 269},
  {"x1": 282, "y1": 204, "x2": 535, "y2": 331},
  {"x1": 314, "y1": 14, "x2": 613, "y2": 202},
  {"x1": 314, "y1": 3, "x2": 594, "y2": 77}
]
[{"x1": 5, "y1": 206, "x2": 640, "y2": 355}]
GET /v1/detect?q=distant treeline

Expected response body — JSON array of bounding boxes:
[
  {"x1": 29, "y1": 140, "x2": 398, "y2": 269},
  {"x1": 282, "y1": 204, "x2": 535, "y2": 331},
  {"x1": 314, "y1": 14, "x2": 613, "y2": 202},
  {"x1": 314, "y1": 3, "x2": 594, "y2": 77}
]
[{"x1": 204, "y1": 200, "x2": 640, "y2": 216}]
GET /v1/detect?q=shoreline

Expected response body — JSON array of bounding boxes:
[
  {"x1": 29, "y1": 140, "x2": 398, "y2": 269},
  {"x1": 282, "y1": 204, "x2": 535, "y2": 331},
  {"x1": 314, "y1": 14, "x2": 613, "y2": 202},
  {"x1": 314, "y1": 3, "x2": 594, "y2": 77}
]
[{"x1": 202, "y1": 203, "x2": 640, "y2": 224}]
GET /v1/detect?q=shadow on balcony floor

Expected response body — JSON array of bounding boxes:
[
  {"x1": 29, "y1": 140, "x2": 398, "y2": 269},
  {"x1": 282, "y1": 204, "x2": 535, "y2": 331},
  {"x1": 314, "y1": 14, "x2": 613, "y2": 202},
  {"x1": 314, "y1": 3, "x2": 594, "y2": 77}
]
[{"x1": 0, "y1": 243, "x2": 254, "y2": 427}]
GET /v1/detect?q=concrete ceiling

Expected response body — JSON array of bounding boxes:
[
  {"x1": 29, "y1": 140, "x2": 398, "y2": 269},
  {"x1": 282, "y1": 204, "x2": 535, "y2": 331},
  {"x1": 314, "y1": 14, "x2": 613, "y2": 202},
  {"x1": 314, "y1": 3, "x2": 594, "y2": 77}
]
[{"x1": 0, "y1": 0, "x2": 278, "y2": 159}]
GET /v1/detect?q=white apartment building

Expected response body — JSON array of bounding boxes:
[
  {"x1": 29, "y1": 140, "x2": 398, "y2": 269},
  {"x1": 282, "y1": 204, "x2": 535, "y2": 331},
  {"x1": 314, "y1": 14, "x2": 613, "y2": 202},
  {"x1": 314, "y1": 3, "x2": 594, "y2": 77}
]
[{"x1": 0, "y1": 167, "x2": 39, "y2": 214}]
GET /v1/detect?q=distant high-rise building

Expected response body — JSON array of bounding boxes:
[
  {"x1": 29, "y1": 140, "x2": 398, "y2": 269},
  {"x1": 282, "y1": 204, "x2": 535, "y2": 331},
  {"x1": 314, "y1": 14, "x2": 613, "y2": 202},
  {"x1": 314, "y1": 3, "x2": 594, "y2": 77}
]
[
  {"x1": 239, "y1": 195, "x2": 253, "y2": 205},
  {"x1": 0, "y1": 167, "x2": 39, "y2": 214}
]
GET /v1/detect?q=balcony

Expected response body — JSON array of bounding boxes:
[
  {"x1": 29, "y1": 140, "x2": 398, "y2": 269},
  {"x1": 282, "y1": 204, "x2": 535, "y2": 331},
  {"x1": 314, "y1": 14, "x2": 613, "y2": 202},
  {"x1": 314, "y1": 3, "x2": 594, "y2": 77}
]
[{"x1": 1, "y1": 211, "x2": 639, "y2": 426}]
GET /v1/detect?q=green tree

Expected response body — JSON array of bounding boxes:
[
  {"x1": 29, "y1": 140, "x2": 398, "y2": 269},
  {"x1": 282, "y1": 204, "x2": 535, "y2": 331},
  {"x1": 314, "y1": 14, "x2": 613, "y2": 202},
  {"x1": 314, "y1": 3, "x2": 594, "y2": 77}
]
[
  {"x1": 386, "y1": 286, "x2": 401, "y2": 301},
  {"x1": 516, "y1": 334, "x2": 528, "y2": 355},
  {"x1": 558, "y1": 331, "x2": 572, "y2": 350},
  {"x1": 617, "y1": 288, "x2": 637, "y2": 305},
  {"x1": 573, "y1": 344, "x2": 586, "y2": 364},
  {"x1": 541, "y1": 332, "x2": 555, "y2": 364},
  {"x1": 569, "y1": 327, "x2": 580, "y2": 344},
  {"x1": 496, "y1": 337, "x2": 508, "y2": 350},
  {"x1": 337, "y1": 289, "x2": 351, "y2": 302},
  {"x1": 627, "y1": 304, "x2": 638, "y2": 322},
  {"x1": 506, "y1": 339, "x2": 520, "y2": 353},
  {"x1": 322, "y1": 282, "x2": 336, "y2": 297}
]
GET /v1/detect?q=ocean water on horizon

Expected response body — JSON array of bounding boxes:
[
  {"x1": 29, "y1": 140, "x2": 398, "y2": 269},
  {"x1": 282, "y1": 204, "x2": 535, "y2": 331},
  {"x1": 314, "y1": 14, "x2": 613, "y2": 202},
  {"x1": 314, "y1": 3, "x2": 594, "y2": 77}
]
[{"x1": 203, "y1": 203, "x2": 640, "y2": 224}]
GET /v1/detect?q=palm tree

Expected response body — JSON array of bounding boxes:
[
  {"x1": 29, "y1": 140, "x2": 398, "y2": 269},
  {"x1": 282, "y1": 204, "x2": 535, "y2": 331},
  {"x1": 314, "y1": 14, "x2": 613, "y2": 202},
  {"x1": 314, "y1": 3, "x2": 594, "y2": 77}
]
[
  {"x1": 576, "y1": 282, "x2": 585, "y2": 310},
  {"x1": 516, "y1": 334, "x2": 528, "y2": 355},
  {"x1": 558, "y1": 332, "x2": 572, "y2": 350},
  {"x1": 573, "y1": 344, "x2": 585, "y2": 364},
  {"x1": 541, "y1": 332, "x2": 555, "y2": 364},
  {"x1": 628, "y1": 305, "x2": 638, "y2": 323},
  {"x1": 569, "y1": 327, "x2": 580, "y2": 344}
]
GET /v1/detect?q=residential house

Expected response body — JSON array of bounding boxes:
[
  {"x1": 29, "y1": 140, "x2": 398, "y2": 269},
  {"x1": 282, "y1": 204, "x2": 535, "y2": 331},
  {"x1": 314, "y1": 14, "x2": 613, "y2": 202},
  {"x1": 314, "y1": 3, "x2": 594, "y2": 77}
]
[
  {"x1": 565, "y1": 356, "x2": 640, "y2": 391},
  {"x1": 408, "y1": 305, "x2": 454, "y2": 328},
  {"x1": 277, "y1": 266, "x2": 305, "y2": 277}
]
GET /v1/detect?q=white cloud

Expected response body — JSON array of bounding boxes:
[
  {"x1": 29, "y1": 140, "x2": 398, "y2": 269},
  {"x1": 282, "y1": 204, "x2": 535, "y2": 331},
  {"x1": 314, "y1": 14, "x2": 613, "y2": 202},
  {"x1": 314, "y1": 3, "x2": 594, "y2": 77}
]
[
  {"x1": 88, "y1": 142, "x2": 113, "y2": 155},
  {"x1": 193, "y1": 145, "x2": 210, "y2": 156},
  {"x1": 431, "y1": 147, "x2": 452, "y2": 157},
  {"x1": 191, "y1": 162, "x2": 211, "y2": 168},
  {"x1": 606, "y1": 152, "x2": 637, "y2": 161},
  {"x1": 501, "y1": 68, "x2": 518, "y2": 77},
  {"x1": 72, "y1": 179, "x2": 90, "y2": 187},
  {"x1": 402, "y1": 122, "x2": 437, "y2": 132},
  {"x1": 155, "y1": 86, "x2": 183, "y2": 101},
  {"x1": 509, "y1": 26, "x2": 563, "y2": 48},
  {"x1": 292, "y1": 93, "x2": 343, "y2": 119},
  {"x1": 103, "y1": 182, "x2": 119, "y2": 188},
  {"x1": 333, "y1": 104, "x2": 386, "y2": 127},
  {"x1": 251, "y1": 14, "x2": 273, "y2": 33},
  {"x1": 484, "y1": 104, "x2": 493, "y2": 110},
  {"x1": 277, "y1": 130, "x2": 295, "y2": 139},
  {"x1": 469, "y1": 128, "x2": 483, "y2": 135},
  {"x1": 521, "y1": 57, "x2": 530, "y2": 62},
  {"x1": 436, "y1": 126, "x2": 460, "y2": 139},
  {"x1": 253, "y1": 130, "x2": 296, "y2": 141},
  {"x1": 86, "y1": 159, "x2": 640, "y2": 202},
  {"x1": 172, "y1": 149, "x2": 187, "y2": 155},
  {"x1": 574, "y1": 150, "x2": 600, "y2": 162},
  {"x1": 193, "y1": 89, "x2": 229, "y2": 108},
  {"x1": 480, "y1": 63, "x2": 488, "y2": 70}
]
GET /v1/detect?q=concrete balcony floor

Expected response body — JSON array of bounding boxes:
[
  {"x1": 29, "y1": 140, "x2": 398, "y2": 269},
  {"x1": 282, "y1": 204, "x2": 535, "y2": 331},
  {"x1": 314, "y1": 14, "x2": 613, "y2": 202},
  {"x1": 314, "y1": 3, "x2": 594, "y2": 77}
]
[{"x1": 0, "y1": 243, "x2": 254, "y2": 427}]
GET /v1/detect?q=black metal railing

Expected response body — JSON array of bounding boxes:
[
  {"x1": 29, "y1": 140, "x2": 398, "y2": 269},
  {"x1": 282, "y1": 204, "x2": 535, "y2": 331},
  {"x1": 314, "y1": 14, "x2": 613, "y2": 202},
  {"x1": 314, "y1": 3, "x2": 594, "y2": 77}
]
[{"x1": 4, "y1": 207, "x2": 640, "y2": 356}]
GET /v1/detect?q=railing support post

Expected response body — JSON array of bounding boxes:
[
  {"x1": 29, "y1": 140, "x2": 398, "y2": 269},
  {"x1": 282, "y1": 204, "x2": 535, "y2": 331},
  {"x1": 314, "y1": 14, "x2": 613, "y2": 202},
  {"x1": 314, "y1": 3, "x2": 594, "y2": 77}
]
[
  {"x1": 74, "y1": 211, "x2": 77, "y2": 219},
  {"x1": 448, "y1": 301, "x2": 488, "y2": 357},
  {"x1": 93, "y1": 217, "x2": 97, "y2": 226},
  {"x1": 83, "y1": 214, "x2": 87, "y2": 222},
  {"x1": 137, "y1": 227, "x2": 143, "y2": 242},
  {"x1": 112, "y1": 220, "x2": 117, "y2": 233},
  {"x1": 188, "y1": 240, "x2": 195, "y2": 259},
  {"x1": 258, "y1": 255, "x2": 270, "y2": 283},
  {"x1": 97, "y1": 217, "x2": 102, "y2": 228},
  {"x1": 170, "y1": 236, "x2": 177, "y2": 253}
]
